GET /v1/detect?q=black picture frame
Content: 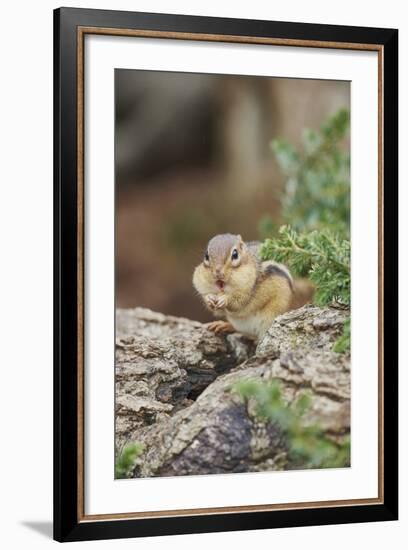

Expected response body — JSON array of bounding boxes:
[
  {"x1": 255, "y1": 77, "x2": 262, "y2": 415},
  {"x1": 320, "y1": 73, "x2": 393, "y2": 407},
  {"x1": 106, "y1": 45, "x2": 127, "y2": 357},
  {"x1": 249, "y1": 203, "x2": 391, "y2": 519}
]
[{"x1": 54, "y1": 7, "x2": 398, "y2": 542}]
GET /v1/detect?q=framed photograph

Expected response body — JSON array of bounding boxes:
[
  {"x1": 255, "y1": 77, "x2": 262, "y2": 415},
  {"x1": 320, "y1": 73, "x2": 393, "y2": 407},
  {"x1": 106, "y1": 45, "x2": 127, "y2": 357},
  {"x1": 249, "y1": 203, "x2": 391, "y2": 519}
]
[{"x1": 54, "y1": 7, "x2": 398, "y2": 542}]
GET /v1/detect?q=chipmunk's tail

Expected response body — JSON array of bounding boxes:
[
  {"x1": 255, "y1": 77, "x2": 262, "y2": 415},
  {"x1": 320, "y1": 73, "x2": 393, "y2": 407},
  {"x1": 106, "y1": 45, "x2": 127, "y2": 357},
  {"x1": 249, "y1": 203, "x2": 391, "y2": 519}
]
[{"x1": 290, "y1": 278, "x2": 315, "y2": 310}]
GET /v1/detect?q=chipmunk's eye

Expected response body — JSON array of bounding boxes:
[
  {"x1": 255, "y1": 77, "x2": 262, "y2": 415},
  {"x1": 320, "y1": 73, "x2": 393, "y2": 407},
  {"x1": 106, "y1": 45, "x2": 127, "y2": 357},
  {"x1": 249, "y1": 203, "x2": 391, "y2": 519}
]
[
  {"x1": 231, "y1": 249, "x2": 239, "y2": 261},
  {"x1": 204, "y1": 251, "x2": 210, "y2": 263}
]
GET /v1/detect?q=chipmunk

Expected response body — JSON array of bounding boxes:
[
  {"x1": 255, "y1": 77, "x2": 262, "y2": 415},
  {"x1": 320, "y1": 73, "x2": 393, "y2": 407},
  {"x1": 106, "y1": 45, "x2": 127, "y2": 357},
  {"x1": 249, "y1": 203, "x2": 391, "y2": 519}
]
[{"x1": 193, "y1": 233, "x2": 297, "y2": 340}]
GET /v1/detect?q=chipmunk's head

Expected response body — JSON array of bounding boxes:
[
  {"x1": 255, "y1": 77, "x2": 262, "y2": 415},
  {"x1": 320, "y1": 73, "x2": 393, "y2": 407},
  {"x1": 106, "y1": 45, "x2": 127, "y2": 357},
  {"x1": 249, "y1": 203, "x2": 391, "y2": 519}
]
[{"x1": 199, "y1": 233, "x2": 257, "y2": 294}]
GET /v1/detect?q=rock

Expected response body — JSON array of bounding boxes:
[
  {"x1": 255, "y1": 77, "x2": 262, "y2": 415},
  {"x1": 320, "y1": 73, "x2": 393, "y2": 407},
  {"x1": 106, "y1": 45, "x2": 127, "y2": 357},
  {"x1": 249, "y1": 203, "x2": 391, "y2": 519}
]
[
  {"x1": 256, "y1": 304, "x2": 348, "y2": 359},
  {"x1": 115, "y1": 305, "x2": 350, "y2": 476},
  {"x1": 115, "y1": 308, "x2": 256, "y2": 445},
  {"x1": 132, "y1": 350, "x2": 349, "y2": 477}
]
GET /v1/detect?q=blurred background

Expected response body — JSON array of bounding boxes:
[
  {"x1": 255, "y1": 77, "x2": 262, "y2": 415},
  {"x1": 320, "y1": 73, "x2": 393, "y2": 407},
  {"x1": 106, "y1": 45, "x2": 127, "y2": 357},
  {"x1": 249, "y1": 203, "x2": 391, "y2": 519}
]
[{"x1": 115, "y1": 69, "x2": 350, "y2": 322}]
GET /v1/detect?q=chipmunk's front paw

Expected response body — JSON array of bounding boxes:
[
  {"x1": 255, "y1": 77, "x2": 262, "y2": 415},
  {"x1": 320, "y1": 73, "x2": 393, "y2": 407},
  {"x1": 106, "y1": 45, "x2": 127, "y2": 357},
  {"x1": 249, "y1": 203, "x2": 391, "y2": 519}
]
[
  {"x1": 204, "y1": 294, "x2": 217, "y2": 310},
  {"x1": 207, "y1": 320, "x2": 235, "y2": 334},
  {"x1": 205, "y1": 294, "x2": 227, "y2": 310}
]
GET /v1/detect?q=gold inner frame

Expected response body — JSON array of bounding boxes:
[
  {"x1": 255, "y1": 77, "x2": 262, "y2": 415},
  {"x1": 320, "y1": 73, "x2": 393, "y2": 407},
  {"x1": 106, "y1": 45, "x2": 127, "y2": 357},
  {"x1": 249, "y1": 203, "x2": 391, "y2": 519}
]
[{"x1": 76, "y1": 26, "x2": 384, "y2": 523}]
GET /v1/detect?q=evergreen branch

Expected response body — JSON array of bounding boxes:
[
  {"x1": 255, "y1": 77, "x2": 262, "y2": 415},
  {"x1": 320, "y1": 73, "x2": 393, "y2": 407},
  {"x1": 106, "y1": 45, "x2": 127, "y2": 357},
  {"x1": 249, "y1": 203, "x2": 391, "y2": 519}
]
[
  {"x1": 267, "y1": 108, "x2": 350, "y2": 237},
  {"x1": 261, "y1": 225, "x2": 350, "y2": 307}
]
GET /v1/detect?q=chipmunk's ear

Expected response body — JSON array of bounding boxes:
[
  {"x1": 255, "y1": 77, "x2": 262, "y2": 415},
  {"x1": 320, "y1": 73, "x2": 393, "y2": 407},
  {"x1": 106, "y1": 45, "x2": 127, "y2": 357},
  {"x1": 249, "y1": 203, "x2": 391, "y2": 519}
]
[{"x1": 237, "y1": 235, "x2": 245, "y2": 250}]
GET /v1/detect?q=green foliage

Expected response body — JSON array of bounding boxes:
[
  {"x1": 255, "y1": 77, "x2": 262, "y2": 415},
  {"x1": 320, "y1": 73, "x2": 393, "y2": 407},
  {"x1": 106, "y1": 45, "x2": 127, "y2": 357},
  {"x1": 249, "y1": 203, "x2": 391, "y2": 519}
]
[
  {"x1": 261, "y1": 225, "x2": 350, "y2": 307},
  {"x1": 333, "y1": 317, "x2": 351, "y2": 353},
  {"x1": 270, "y1": 108, "x2": 350, "y2": 236},
  {"x1": 115, "y1": 442, "x2": 144, "y2": 479},
  {"x1": 233, "y1": 379, "x2": 350, "y2": 469},
  {"x1": 259, "y1": 109, "x2": 352, "y2": 347}
]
